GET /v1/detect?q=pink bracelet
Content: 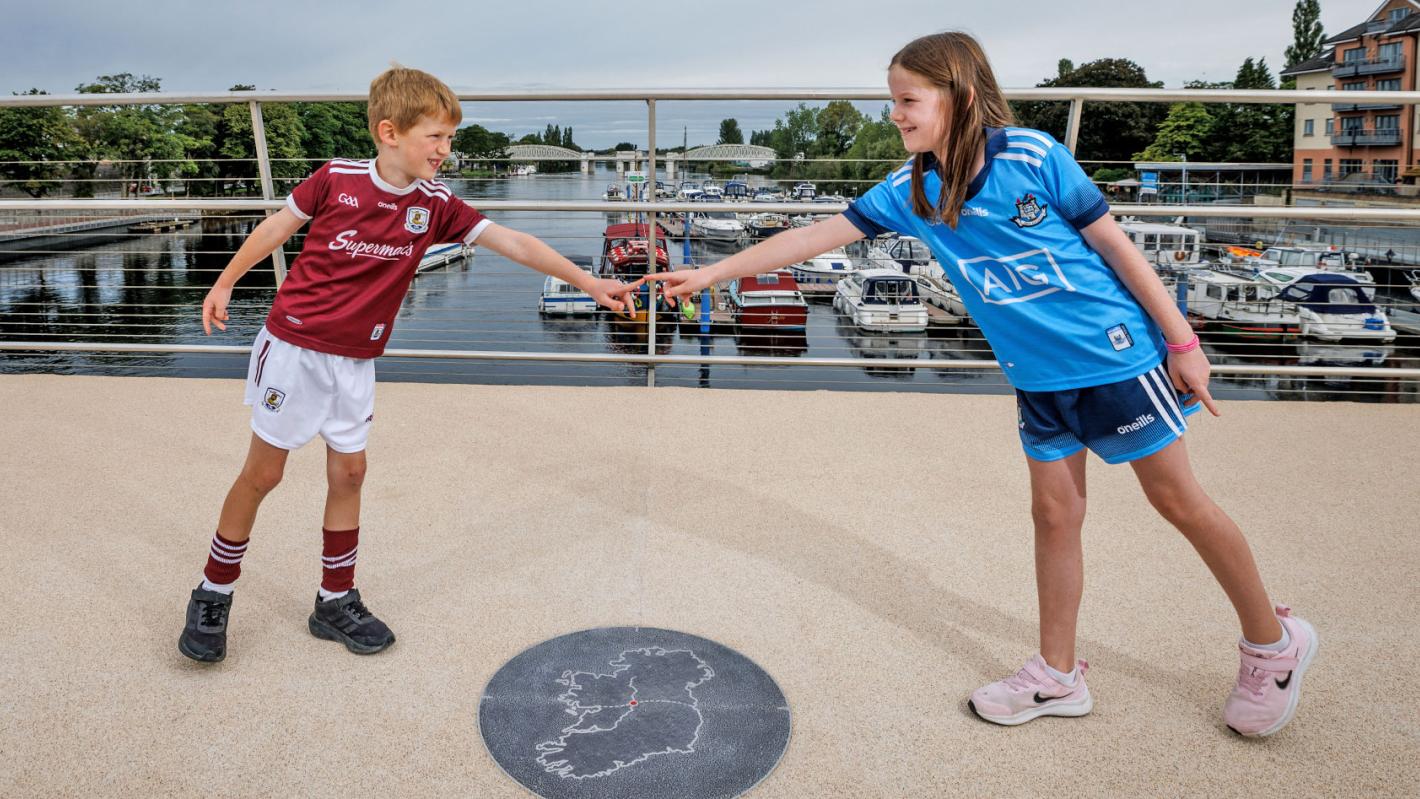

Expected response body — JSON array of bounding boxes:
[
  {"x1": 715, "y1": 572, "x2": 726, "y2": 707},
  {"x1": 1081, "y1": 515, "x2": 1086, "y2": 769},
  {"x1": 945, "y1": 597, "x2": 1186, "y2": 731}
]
[{"x1": 1165, "y1": 334, "x2": 1200, "y2": 354}]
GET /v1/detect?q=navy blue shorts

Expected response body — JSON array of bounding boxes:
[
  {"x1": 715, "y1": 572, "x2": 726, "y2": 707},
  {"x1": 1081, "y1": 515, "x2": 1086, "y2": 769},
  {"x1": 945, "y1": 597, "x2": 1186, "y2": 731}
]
[{"x1": 1016, "y1": 363, "x2": 1202, "y2": 464}]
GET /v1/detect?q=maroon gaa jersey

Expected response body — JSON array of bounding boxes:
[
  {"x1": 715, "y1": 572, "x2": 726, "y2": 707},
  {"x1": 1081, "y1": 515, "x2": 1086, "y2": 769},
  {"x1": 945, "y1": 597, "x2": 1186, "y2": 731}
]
[{"x1": 264, "y1": 159, "x2": 490, "y2": 358}]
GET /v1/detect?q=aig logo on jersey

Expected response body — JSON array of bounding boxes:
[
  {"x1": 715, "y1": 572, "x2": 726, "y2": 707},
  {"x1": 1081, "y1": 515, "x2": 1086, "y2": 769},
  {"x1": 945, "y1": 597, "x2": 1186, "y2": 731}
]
[
  {"x1": 405, "y1": 206, "x2": 430, "y2": 234},
  {"x1": 955, "y1": 248, "x2": 1077, "y2": 305},
  {"x1": 262, "y1": 387, "x2": 286, "y2": 413}
]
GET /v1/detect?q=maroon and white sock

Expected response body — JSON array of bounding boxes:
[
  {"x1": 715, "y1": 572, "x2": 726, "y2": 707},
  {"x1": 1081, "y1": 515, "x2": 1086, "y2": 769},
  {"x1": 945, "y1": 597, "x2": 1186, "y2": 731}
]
[
  {"x1": 202, "y1": 532, "x2": 248, "y2": 594},
  {"x1": 320, "y1": 526, "x2": 359, "y2": 600}
]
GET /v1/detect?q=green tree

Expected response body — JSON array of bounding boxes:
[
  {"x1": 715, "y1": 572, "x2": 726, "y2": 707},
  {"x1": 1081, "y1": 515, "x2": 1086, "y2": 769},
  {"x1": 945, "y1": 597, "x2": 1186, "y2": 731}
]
[
  {"x1": 73, "y1": 73, "x2": 192, "y2": 197},
  {"x1": 838, "y1": 107, "x2": 908, "y2": 196},
  {"x1": 1012, "y1": 58, "x2": 1167, "y2": 163},
  {"x1": 717, "y1": 118, "x2": 743, "y2": 145},
  {"x1": 453, "y1": 123, "x2": 511, "y2": 160},
  {"x1": 560, "y1": 126, "x2": 578, "y2": 151},
  {"x1": 297, "y1": 102, "x2": 373, "y2": 162},
  {"x1": 1134, "y1": 102, "x2": 1215, "y2": 161},
  {"x1": 1284, "y1": 0, "x2": 1325, "y2": 69},
  {"x1": 612, "y1": 141, "x2": 637, "y2": 151},
  {"x1": 1207, "y1": 58, "x2": 1293, "y2": 163},
  {"x1": 219, "y1": 98, "x2": 306, "y2": 193},
  {"x1": 0, "y1": 89, "x2": 82, "y2": 197},
  {"x1": 812, "y1": 101, "x2": 865, "y2": 158}
]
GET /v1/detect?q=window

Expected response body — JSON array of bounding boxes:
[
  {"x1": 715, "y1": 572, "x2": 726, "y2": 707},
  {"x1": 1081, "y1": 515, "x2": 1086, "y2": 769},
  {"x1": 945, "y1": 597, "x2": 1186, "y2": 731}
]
[
  {"x1": 1302, "y1": 159, "x2": 1313, "y2": 183},
  {"x1": 1339, "y1": 159, "x2": 1363, "y2": 177},
  {"x1": 1343, "y1": 81, "x2": 1366, "y2": 91},
  {"x1": 1323, "y1": 159, "x2": 1333, "y2": 179},
  {"x1": 1344, "y1": 47, "x2": 1365, "y2": 63},
  {"x1": 1389, "y1": 8, "x2": 1407, "y2": 23},
  {"x1": 1325, "y1": 118, "x2": 1334, "y2": 135},
  {"x1": 1342, "y1": 116, "x2": 1365, "y2": 132},
  {"x1": 1378, "y1": 43, "x2": 1402, "y2": 61},
  {"x1": 1376, "y1": 114, "x2": 1400, "y2": 130},
  {"x1": 1377, "y1": 78, "x2": 1401, "y2": 92},
  {"x1": 1304, "y1": 119, "x2": 1315, "y2": 136},
  {"x1": 1374, "y1": 160, "x2": 1399, "y2": 183}
]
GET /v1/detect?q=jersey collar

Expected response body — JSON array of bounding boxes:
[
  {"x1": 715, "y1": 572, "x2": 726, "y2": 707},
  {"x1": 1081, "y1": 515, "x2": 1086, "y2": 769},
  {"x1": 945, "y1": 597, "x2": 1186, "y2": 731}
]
[
  {"x1": 921, "y1": 126, "x2": 1007, "y2": 202},
  {"x1": 367, "y1": 159, "x2": 421, "y2": 196}
]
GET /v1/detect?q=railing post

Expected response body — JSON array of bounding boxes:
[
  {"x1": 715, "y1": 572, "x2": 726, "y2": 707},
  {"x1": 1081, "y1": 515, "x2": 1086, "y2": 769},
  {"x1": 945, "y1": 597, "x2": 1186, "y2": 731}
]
[
  {"x1": 249, "y1": 100, "x2": 288, "y2": 286},
  {"x1": 1064, "y1": 98, "x2": 1084, "y2": 154},
  {"x1": 646, "y1": 98, "x2": 658, "y2": 388}
]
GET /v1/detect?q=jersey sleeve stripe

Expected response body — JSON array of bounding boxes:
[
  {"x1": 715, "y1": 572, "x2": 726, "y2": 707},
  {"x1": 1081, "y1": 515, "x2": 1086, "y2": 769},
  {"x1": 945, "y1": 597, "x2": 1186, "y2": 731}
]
[
  {"x1": 1006, "y1": 129, "x2": 1055, "y2": 148},
  {"x1": 1006, "y1": 140, "x2": 1049, "y2": 158},
  {"x1": 285, "y1": 194, "x2": 312, "y2": 220},
  {"x1": 995, "y1": 152, "x2": 1044, "y2": 168},
  {"x1": 463, "y1": 217, "x2": 493, "y2": 244}
]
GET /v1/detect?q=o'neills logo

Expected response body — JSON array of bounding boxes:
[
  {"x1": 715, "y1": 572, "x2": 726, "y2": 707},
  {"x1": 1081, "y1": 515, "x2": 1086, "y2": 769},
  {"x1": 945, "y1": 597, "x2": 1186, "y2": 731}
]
[
  {"x1": 1117, "y1": 413, "x2": 1155, "y2": 434},
  {"x1": 329, "y1": 229, "x2": 415, "y2": 261}
]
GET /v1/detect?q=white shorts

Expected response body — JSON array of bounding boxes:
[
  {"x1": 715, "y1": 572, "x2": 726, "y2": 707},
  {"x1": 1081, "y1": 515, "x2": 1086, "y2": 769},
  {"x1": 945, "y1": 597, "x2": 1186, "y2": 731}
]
[{"x1": 243, "y1": 327, "x2": 375, "y2": 453}]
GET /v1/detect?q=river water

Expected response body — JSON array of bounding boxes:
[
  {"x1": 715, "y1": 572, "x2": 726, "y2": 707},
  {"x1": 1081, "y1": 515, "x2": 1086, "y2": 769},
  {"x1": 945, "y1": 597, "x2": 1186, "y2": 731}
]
[{"x1": 2, "y1": 167, "x2": 1416, "y2": 403}]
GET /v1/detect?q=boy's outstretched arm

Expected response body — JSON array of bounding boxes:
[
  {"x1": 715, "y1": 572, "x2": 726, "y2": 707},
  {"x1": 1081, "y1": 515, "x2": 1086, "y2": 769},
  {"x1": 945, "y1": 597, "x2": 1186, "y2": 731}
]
[
  {"x1": 203, "y1": 207, "x2": 307, "y2": 335},
  {"x1": 649, "y1": 214, "x2": 863, "y2": 302},
  {"x1": 476, "y1": 223, "x2": 638, "y2": 313}
]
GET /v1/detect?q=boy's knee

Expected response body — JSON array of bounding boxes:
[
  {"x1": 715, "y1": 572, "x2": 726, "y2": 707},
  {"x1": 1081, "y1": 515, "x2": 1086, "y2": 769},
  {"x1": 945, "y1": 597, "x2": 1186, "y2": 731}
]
[
  {"x1": 241, "y1": 463, "x2": 284, "y2": 494},
  {"x1": 329, "y1": 460, "x2": 366, "y2": 492}
]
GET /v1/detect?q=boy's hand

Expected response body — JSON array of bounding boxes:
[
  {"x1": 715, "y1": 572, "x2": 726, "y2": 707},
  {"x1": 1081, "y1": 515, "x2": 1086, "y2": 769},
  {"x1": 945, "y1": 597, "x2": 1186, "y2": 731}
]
[
  {"x1": 645, "y1": 267, "x2": 715, "y2": 307},
  {"x1": 202, "y1": 285, "x2": 232, "y2": 335},
  {"x1": 1166, "y1": 348, "x2": 1220, "y2": 417},
  {"x1": 587, "y1": 277, "x2": 642, "y2": 314}
]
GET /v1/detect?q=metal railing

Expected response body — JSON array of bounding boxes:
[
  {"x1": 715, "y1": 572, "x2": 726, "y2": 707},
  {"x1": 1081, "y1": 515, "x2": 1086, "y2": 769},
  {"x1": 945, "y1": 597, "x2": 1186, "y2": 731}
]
[{"x1": 3, "y1": 86, "x2": 1420, "y2": 394}]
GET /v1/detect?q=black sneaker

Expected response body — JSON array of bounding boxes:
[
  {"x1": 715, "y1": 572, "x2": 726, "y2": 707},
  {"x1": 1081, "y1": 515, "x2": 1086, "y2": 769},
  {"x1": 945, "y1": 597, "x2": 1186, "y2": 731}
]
[
  {"x1": 308, "y1": 588, "x2": 396, "y2": 654},
  {"x1": 179, "y1": 585, "x2": 233, "y2": 663}
]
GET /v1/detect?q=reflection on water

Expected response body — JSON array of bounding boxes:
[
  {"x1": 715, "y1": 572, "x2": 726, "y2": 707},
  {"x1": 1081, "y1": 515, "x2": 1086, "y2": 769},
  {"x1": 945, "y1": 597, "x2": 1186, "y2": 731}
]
[{"x1": 2, "y1": 168, "x2": 1418, "y2": 401}]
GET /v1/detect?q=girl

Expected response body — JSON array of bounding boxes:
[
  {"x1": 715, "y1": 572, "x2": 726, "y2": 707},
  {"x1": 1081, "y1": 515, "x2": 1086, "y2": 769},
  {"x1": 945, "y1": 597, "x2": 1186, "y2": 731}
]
[{"x1": 650, "y1": 31, "x2": 1315, "y2": 736}]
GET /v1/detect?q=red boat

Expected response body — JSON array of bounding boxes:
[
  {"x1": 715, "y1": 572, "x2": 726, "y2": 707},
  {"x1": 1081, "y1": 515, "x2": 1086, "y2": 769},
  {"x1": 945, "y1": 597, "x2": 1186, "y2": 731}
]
[
  {"x1": 729, "y1": 271, "x2": 808, "y2": 329},
  {"x1": 599, "y1": 223, "x2": 670, "y2": 322}
]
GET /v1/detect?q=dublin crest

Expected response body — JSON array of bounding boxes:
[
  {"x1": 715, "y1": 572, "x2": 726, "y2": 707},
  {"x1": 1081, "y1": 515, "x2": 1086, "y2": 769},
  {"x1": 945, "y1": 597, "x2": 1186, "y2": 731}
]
[{"x1": 1010, "y1": 194, "x2": 1047, "y2": 228}]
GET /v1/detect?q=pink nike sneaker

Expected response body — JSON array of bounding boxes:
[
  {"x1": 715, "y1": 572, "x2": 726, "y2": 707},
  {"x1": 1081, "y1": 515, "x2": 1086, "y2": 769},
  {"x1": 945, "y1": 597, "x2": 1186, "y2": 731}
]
[
  {"x1": 969, "y1": 654, "x2": 1093, "y2": 726},
  {"x1": 1223, "y1": 605, "x2": 1318, "y2": 737}
]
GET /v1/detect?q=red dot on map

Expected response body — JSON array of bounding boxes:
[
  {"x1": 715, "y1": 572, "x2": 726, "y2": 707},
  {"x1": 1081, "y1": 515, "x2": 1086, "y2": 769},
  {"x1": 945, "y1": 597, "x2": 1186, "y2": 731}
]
[{"x1": 630, "y1": 700, "x2": 638, "y2": 706}]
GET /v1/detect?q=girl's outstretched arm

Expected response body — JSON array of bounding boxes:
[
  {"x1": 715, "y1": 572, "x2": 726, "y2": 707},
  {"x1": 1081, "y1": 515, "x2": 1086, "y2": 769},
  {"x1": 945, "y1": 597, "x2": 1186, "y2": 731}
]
[
  {"x1": 651, "y1": 214, "x2": 864, "y2": 302},
  {"x1": 1081, "y1": 214, "x2": 1220, "y2": 416}
]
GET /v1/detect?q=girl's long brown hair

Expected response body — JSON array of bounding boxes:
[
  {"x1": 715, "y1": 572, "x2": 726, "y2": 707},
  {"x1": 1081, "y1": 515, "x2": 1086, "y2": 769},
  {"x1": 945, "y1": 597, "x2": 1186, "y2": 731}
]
[{"x1": 890, "y1": 32, "x2": 1014, "y2": 228}]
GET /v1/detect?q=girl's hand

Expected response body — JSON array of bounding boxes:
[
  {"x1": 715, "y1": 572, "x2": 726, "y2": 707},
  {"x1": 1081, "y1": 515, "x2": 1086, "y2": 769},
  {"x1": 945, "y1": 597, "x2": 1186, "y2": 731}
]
[
  {"x1": 202, "y1": 285, "x2": 232, "y2": 335},
  {"x1": 645, "y1": 267, "x2": 715, "y2": 306},
  {"x1": 1166, "y1": 347, "x2": 1220, "y2": 417},
  {"x1": 587, "y1": 277, "x2": 642, "y2": 313}
]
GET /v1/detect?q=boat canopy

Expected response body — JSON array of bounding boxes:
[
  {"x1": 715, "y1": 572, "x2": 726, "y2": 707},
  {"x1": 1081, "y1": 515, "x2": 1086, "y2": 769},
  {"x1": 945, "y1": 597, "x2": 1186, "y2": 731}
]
[{"x1": 1276, "y1": 273, "x2": 1377, "y2": 314}]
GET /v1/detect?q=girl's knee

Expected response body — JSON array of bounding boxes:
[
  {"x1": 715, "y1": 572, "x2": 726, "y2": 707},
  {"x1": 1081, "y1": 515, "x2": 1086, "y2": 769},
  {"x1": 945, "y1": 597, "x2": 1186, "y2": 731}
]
[{"x1": 1032, "y1": 496, "x2": 1086, "y2": 534}]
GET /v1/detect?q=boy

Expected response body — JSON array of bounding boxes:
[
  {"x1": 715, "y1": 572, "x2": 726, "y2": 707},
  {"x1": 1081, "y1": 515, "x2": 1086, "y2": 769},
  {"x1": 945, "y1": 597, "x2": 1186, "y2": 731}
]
[{"x1": 179, "y1": 66, "x2": 636, "y2": 663}]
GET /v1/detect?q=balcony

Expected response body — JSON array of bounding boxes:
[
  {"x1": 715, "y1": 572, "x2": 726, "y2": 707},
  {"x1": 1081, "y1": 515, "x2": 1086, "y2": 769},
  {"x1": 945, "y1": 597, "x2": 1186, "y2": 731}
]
[
  {"x1": 1331, "y1": 127, "x2": 1403, "y2": 146},
  {"x1": 1331, "y1": 54, "x2": 1406, "y2": 77},
  {"x1": 1330, "y1": 102, "x2": 1402, "y2": 112}
]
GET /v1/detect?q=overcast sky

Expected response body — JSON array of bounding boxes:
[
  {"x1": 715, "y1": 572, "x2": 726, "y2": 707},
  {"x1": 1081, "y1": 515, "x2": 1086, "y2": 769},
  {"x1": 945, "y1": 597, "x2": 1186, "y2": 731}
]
[{"x1": 1, "y1": 0, "x2": 1391, "y2": 147}]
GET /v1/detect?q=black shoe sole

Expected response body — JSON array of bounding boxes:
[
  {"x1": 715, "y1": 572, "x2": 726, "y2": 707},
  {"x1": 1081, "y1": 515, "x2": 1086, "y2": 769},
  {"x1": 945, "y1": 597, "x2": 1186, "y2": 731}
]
[
  {"x1": 178, "y1": 637, "x2": 225, "y2": 663},
  {"x1": 308, "y1": 614, "x2": 395, "y2": 655}
]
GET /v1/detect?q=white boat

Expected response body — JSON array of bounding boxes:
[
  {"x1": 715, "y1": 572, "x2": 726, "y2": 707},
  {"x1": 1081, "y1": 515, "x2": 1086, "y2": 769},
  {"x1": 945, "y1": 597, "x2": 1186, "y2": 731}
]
[
  {"x1": 742, "y1": 212, "x2": 790, "y2": 242},
  {"x1": 1254, "y1": 267, "x2": 1395, "y2": 342},
  {"x1": 789, "y1": 182, "x2": 817, "y2": 201},
  {"x1": 700, "y1": 182, "x2": 725, "y2": 201},
  {"x1": 1248, "y1": 246, "x2": 1373, "y2": 282},
  {"x1": 911, "y1": 274, "x2": 967, "y2": 323},
  {"x1": 751, "y1": 186, "x2": 785, "y2": 203},
  {"x1": 723, "y1": 180, "x2": 750, "y2": 201},
  {"x1": 690, "y1": 210, "x2": 743, "y2": 242},
  {"x1": 865, "y1": 235, "x2": 944, "y2": 278},
  {"x1": 833, "y1": 268, "x2": 928, "y2": 332},
  {"x1": 1117, "y1": 219, "x2": 1205, "y2": 269},
  {"x1": 1184, "y1": 268, "x2": 1299, "y2": 340},
  {"x1": 789, "y1": 246, "x2": 857, "y2": 284},
  {"x1": 1406, "y1": 269, "x2": 1420, "y2": 304},
  {"x1": 538, "y1": 275, "x2": 597, "y2": 315},
  {"x1": 511, "y1": 164, "x2": 537, "y2": 176},
  {"x1": 415, "y1": 242, "x2": 467, "y2": 273},
  {"x1": 675, "y1": 181, "x2": 703, "y2": 200},
  {"x1": 602, "y1": 183, "x2": 626, "y2": 201}
]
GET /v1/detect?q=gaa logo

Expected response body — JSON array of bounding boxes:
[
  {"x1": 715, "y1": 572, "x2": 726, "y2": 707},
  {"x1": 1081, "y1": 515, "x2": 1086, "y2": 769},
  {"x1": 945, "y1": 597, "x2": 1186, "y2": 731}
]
[{"x1": 337, "y1": 192, "x2": 360, "y2": 209}]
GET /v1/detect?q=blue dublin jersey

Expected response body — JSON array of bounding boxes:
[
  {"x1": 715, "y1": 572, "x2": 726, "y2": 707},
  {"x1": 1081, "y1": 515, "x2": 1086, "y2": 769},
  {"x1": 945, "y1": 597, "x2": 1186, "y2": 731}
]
[{"x1": 843, "y1": 127, "x2": 1165, "y2": 391}]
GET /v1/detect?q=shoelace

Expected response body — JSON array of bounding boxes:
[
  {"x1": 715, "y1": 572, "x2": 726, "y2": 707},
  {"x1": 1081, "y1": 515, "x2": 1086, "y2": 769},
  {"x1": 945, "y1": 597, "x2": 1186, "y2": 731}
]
[
  {"x1": 343, "y1": 598, "x2": 373, "y2": 622},
  {"x1": 199, "y1": 600, "x2": 229, "y2": 627}
]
